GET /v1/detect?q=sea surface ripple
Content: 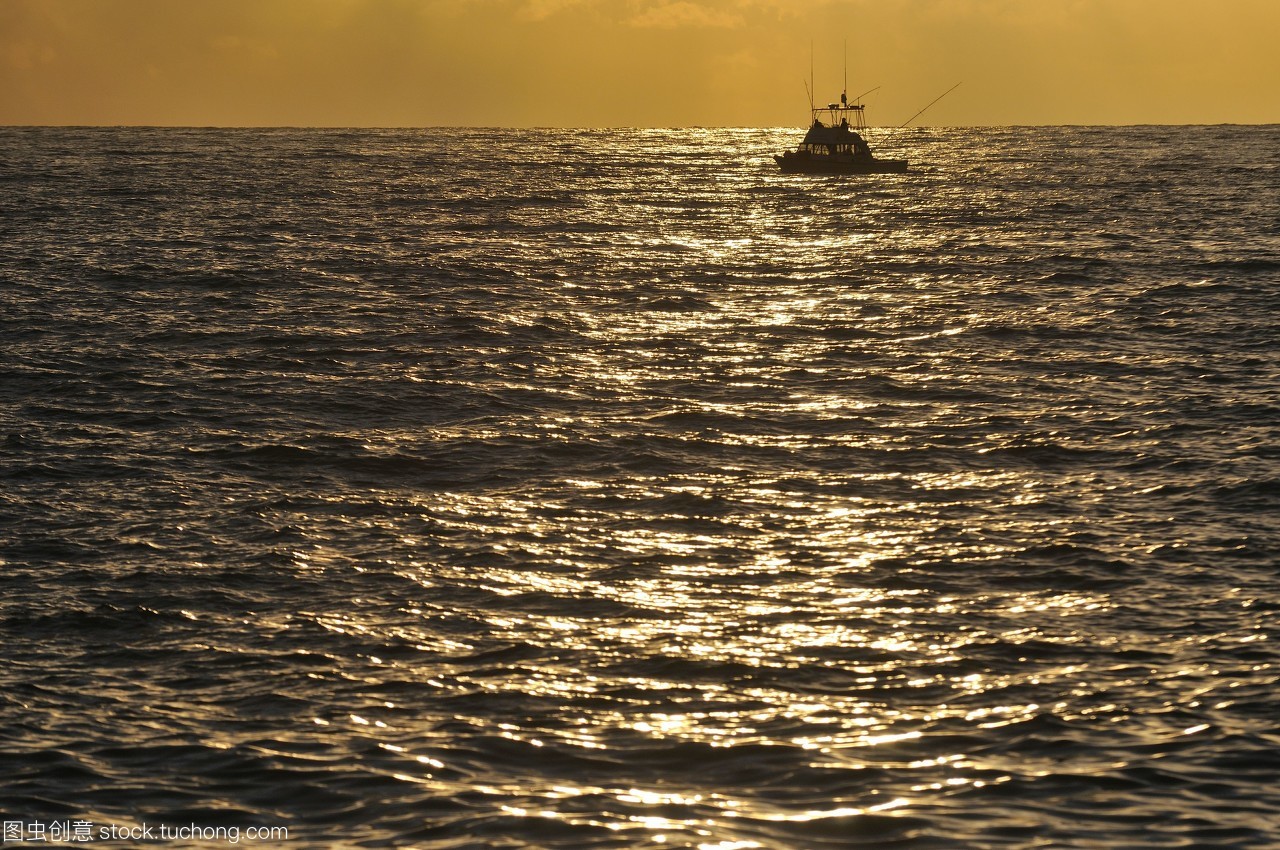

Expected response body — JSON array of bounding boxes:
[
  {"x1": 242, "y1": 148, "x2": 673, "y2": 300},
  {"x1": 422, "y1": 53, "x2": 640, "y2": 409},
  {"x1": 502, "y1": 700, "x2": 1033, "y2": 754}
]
[{"x1": 2, "y1": 125, "x2": 1280, "y2": 848}]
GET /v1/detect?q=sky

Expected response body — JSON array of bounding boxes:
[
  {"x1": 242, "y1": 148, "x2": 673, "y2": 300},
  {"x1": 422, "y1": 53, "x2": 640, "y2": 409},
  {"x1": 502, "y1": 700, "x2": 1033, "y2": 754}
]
[{"x1": 2, "y1": 0, "x2": 1277, "y2": 127}]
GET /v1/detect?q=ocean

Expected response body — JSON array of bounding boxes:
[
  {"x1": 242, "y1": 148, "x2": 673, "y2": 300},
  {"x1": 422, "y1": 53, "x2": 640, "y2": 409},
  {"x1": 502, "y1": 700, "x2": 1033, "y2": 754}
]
[{"x1": 1, "y1": 125, "x2": 1278, "y2": 848}]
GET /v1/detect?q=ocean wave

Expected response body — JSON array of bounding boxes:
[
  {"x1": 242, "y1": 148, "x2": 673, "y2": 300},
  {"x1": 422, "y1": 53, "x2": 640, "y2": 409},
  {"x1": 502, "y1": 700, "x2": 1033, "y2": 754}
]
[{"x1": 1, "y1": 125, "x2": 1278, "y2": 849}]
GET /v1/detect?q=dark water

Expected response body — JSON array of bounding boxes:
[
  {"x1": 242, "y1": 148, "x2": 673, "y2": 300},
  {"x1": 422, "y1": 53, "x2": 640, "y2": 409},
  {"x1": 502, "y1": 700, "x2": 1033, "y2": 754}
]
[{"x1": 2, "y1": 125, "x2": 1279, "y2": 848}]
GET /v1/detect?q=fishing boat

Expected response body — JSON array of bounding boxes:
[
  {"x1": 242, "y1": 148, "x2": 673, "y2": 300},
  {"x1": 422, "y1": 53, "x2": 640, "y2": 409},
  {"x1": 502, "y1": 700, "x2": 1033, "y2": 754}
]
[{"x1": 774, "y1": 91, "x2": 907, "y2": 175}]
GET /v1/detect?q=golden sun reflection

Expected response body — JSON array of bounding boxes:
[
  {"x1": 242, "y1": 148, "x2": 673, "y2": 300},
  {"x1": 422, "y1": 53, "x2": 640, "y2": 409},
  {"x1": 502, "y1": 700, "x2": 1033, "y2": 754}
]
[{"x1": 238, "y1": 334, "x2": 1159, "y2": 849}]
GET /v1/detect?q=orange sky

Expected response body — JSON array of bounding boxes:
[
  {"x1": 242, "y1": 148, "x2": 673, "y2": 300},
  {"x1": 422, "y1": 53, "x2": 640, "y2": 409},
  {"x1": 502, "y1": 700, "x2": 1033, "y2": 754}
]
[{"x1": 2, "y1": 0, "x2": 1277, "y2": 126}]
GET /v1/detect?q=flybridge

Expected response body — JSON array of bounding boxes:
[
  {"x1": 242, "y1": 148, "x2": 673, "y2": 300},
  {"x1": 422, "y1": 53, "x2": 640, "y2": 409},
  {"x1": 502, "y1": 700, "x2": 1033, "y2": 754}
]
[{"x1": 817, "y1": 92, "x2": 868, "y2": 131}]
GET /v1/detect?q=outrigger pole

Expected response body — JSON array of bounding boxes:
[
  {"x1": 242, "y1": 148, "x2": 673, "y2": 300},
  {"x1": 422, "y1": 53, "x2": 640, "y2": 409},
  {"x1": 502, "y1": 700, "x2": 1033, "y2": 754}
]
[
  {"x1": 898, "y1": 82, "x2": 962, "y2": 128},
  {"x1": 810, "y1": 41, "x2": 815, "y2": 112}
]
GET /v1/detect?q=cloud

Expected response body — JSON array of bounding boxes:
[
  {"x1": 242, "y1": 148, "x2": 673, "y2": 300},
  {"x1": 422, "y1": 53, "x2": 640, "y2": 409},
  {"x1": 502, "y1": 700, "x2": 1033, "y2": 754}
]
[
  {"x1": 626, "y1": 0, "x2": 745, "y2": 28},
  {"x1": 516, "y1": 0, "x2": 595, "y2": 21},
  {"x1": 208, "y1": 35, "x2": 280, "y2": 61}
]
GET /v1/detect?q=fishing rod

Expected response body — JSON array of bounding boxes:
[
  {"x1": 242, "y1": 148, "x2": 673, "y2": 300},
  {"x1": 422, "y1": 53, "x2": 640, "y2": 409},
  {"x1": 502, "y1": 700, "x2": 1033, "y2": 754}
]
[{"x1": 898, "y1": 82, "x2": 962, "y2": 128}]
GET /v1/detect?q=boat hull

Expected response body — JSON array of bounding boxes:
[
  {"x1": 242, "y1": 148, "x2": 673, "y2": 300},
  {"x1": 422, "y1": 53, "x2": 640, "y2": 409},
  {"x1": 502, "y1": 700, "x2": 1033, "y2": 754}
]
[{"x1": 774, "y1": 151, "x2": 908, "y2": 174}]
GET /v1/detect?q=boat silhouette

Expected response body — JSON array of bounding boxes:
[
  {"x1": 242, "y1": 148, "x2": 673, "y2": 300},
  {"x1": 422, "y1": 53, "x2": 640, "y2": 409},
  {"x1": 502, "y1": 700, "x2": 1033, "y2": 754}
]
[{"x1": 774, "y1": 90, "x2": 908, "y2": 175}]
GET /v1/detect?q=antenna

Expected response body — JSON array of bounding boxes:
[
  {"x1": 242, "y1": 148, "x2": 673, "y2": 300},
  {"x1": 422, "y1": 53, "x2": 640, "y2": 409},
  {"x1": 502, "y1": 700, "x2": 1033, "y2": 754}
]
[
  {"x1": 843, "y1": 38, "x2": 847, "y2": 101},
  {"x1": 899, "y1": 82, "x2": 962, "y2": 128}
]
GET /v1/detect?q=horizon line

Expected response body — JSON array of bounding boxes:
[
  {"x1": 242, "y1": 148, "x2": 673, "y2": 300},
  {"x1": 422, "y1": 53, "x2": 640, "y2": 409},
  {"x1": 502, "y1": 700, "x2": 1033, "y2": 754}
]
[{"x1": 4, "y1": 122, "x2": 1279, "y2": 130}]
